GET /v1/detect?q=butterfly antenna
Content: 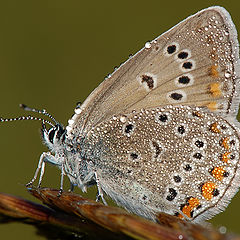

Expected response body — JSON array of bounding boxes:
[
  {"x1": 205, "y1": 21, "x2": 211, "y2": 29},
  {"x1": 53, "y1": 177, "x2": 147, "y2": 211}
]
[
  {"x1": 19, "y1": 104, "x2": 58, "y2": 125},
  {"x1": 0, "y1": 115, "x2": 55, "y2": 127}
]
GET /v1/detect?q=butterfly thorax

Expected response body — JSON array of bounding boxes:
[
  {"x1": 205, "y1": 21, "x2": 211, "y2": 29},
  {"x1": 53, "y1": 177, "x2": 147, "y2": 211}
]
[{"x1": 50, "y1": 129, "x2": 103, "y2": 190}]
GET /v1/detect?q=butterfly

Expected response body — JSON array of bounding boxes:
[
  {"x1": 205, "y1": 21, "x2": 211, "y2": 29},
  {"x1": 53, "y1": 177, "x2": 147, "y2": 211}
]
[{"x1": 1, "y1": 6, "x2": 240, "y2": 223}]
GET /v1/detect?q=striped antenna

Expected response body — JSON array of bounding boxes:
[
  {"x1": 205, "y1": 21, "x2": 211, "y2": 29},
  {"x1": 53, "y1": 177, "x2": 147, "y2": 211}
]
[
  {"x1": 0, "y1": 115, "x2": 55, "y2": 127},
  {"x1": 0, "y1": 104, "x2": 58, "y2": 127},
  {"x1": 19, "y1": 104, "x2": 58, "y2": 124}
]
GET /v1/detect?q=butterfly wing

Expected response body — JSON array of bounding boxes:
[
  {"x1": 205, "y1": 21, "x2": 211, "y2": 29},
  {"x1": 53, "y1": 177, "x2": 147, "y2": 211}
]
[
  {"x1": 86, "y1": 105, "x2": 240, "y2": 222},
  {"x1": 67, "y1": 6, "x2": 240, "y2": 138},
  {"x1": 64, "y1": 6, "x2": 240, "y2": 223}
]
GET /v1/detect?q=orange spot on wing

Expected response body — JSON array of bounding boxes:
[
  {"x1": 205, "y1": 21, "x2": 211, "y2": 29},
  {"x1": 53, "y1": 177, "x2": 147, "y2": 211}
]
[
  {"x1": 181, "y1": 206, "x2": 192, "y2": 218},
  {"x1": 222, "y1": 152, "x2": 231, "y2": 163},
  {"x1": 210, "y1": 167, "x2": 225, "y2": 181},
  {"x1": 181, "y1": 197, "x2": 200, "y2": 218},
  {"x1": 201, "y1": 182, "x2": 217, "y2": 200},
  {"x1": 188, "y1": 198, "x2": 200, "y2": 208},
  {"x1": 209, "y1": 65, "x2": 219, "y2": 78},
  {"x1": 221, "y1": 137, "x2": 230, "y2": 150},
  {"x1": 210, "y1": 122, "x2": 221, "y2": 133},
  {"x1": 209, "y1": 82, "x2": 222, "y2": 97},
  {"x1": 206, "y1": 102, "x2": 217, "y2": 111}
]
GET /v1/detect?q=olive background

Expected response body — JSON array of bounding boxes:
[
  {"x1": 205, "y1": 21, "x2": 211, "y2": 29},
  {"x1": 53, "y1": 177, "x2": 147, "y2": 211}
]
[{"x1": 0, "y1": 0, "x2": 240, "y2": 239}]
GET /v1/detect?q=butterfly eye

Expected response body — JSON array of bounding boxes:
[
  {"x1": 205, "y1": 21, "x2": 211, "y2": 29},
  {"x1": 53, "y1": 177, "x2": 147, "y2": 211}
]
[{"x1": 48, "y1": 128, "x2": 56, "y2": 144}]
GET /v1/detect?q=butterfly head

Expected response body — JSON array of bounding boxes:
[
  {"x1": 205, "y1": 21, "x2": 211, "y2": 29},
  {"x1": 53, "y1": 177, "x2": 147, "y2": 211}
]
[
  {"x1": 41, "y1": 121, "x2": 66, "y2": 153},
  {"x1": 0, "y1": 104, "x2": 66, "y2": 153}
]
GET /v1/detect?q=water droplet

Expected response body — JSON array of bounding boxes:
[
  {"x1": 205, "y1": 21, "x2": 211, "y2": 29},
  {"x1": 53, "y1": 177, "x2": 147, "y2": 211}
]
[
  {"x1": 145, "y1": 42, "x2": 151, "y2": 49},
  {"x1": 225, "y1": 71, "x2": 231, "y2": 78},
  {"x1": 219, "y1": 226, "x2": 227, "y2": 234},
  {"x1": 120, "y1": 115, "x2": 127, "y2": 123}
]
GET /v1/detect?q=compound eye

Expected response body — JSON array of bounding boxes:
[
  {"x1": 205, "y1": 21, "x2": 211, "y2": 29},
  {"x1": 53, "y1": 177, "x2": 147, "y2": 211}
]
[{"x1": 48, "y1": 128, "x2": 56, "y2": 144}]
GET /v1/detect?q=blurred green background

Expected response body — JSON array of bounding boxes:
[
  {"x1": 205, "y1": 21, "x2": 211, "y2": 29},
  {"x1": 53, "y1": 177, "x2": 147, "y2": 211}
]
[{"x1": 0, "y1": 0, "x2": 240, "y2": 239}]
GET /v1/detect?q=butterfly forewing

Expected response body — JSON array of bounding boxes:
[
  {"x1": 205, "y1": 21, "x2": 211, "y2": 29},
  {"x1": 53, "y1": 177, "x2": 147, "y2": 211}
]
[{"x1": 68, "y1": 6, "x2": 240, "y2": 137}]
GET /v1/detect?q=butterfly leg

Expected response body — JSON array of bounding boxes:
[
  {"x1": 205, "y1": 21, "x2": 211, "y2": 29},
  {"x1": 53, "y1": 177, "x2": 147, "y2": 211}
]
[
  {"x1": 68, "y1": 182, "x2": 75, "y2": 192},
  {"x1": 76, "y1": 170, "x2": 95, "y2": 192},
  {"x1": 57, "y1": 163, "x2": 66, "y2": 196},
  {"x1": 26, "y1": 152, "x2": 59, "y2": 188},
  {"x1": 95, "y1": 172, "x2": 107, "y2": 205}
]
